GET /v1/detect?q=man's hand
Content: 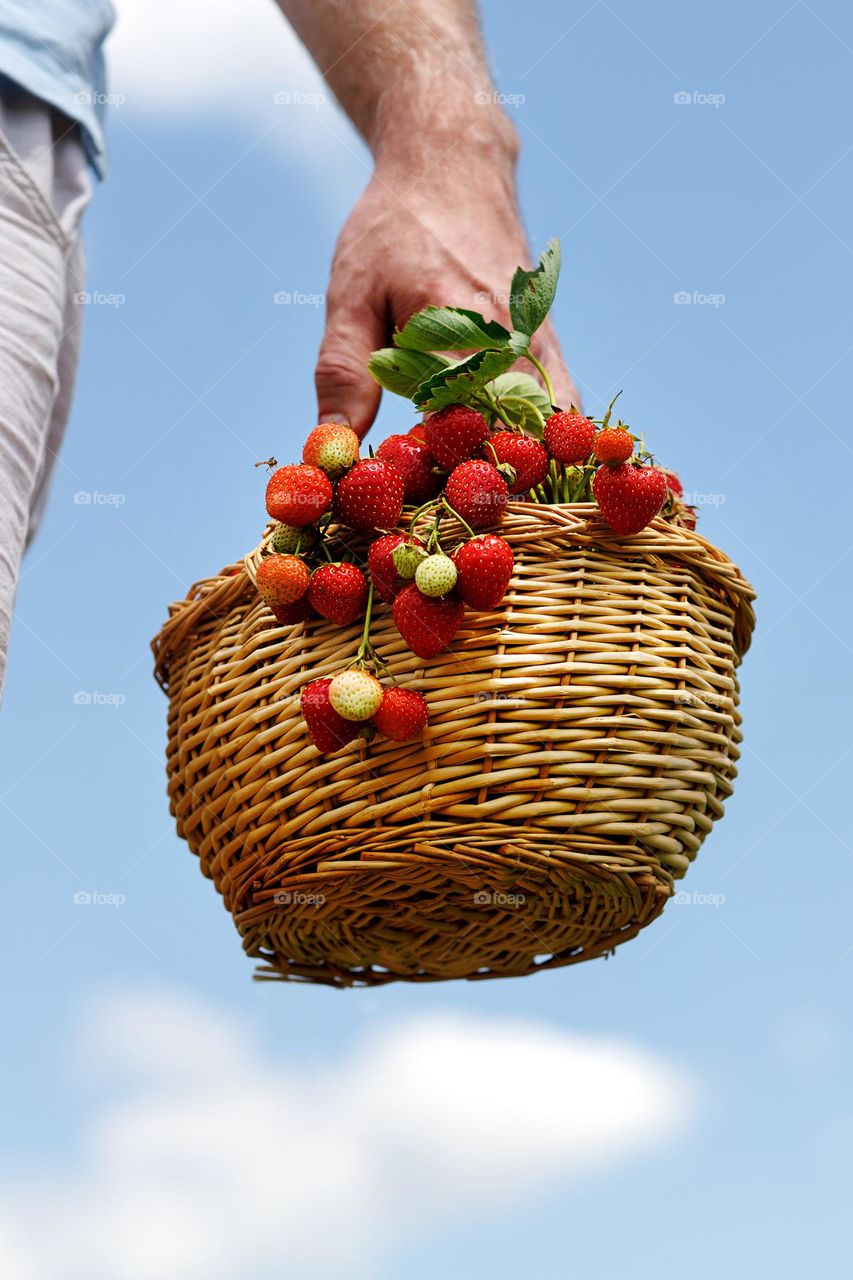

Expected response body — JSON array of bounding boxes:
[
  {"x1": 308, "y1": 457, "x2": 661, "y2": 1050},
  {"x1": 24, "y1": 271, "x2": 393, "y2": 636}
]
[{"x1": 276, "y1": 0, "x2": 578, "y2": 437}]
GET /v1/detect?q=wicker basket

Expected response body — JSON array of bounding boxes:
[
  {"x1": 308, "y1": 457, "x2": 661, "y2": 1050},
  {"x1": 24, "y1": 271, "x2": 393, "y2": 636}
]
[{"x1": 152, "y1": 502, "x2": 754, "y2": 988}]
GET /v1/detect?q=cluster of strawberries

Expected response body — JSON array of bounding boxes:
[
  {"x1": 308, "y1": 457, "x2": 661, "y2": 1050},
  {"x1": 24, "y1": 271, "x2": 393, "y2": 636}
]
[{"x1": 254, "y1": 403, "x2": 691, "y2": 754}]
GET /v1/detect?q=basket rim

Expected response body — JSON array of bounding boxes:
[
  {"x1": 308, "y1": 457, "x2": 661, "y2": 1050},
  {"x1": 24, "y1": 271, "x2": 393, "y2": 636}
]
[{"x1": 151, "y1": 500, "x2": 756, "y2": 691}]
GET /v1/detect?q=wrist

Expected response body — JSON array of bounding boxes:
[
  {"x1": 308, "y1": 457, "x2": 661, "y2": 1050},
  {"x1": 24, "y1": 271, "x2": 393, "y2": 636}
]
[{"x1": 371, "y1": 92, "x2": 520, "y2": 177}]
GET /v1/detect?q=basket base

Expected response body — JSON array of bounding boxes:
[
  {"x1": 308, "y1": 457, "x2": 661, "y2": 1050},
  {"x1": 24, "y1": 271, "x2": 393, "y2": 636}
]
[{"x1": 227, "y1": 825, "x2": 673, "y2": 988}]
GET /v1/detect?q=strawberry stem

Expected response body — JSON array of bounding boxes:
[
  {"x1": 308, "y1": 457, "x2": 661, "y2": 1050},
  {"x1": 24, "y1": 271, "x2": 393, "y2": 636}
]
[
  {"x1": 601, "y1": 390, "x2": 623, "y2": 429},
  {"x1": 355, "y1": 580, "x2": 375, "y2": 664},
  {"x1": 499, "y1": 395, "x2": 546, "y2": 431},
  {"x1": 441, "y1": 496, "x2": 476, "y2": 539},
  {"x1": 484, "y1": 388, "x2": 516, "y2": 430},
  {"x1": 525, "y1": 353, "x2": 555, "y2": 406}
]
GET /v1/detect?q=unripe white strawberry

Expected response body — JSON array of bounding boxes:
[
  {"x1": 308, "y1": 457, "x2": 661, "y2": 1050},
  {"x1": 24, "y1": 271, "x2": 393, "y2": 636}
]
[
  {"x1": 328, "y1": 670, "x2": 383, "y2": 722},
  {"x1": 271, "y1": 523, "x2": 317, "y2": 555},
  {"x1": 415, "y1": 553, "x2": 458, "y2": 598},
  {"x1": 392, "y1": 541, "x2": 428, "y2": 579}
]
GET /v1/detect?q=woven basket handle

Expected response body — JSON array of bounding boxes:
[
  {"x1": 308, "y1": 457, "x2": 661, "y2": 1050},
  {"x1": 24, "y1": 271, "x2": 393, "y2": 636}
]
[{"x1": 151, "y1": 566, "x2": 251, "y2": 691}]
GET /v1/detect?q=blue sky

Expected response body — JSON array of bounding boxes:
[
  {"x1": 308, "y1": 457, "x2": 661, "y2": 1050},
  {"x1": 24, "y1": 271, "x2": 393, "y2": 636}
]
[{"x1": 1, "y1": 0, "x2": 852, "y2": 1275}]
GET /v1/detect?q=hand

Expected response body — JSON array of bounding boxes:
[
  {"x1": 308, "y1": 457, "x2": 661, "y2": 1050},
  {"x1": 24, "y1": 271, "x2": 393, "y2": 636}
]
[{"x1": 315, "y1": 154, "x2": 580, "y2": 437}]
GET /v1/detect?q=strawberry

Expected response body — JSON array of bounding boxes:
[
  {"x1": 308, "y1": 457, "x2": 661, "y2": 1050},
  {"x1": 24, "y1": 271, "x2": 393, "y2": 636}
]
[
  {"x1": 270, "y1": 596, "x2": 315, "y2": 626},
  {"x1": 660, "y1": 468, "x2": 684, "y2": 498},
  {"x1": 300, "y1": 678, "x2": 360, "y2": 754},
  {"x1": 544, "y1": 410, "x2": 596, "y2": 464},
  {"x1": 372, "y1": 686, "x2": 429, "y2": 741},
  {"x1": 266, "y1": 464, "x2": 333, "y2": 526},
  {"x1": 660, "y1": 469, "x2": 697, "y2": 530},
  {"x1": 256, "y1": 553, "x2": 310, "y2": 605},
  {"x1": 302, "y1": 423, "x2": 360, "y2": 478},
  {"x1": 308, "y1": 562, "x2": 368, "y2": 625},
  {"x1": 445, "y1": 460, "x2": 508, "y2": 529},
  {"x1": 592, "y1": 463, "x2": 668, "y2": 535},
  {"x1": 368, "y1": 533, "x2": 425, "y2": 603},
  {"x1": 453, "y1": 535, "x2": 514, "y2": 609},
  {"x1": 334, "y1": 458, "x2": 405, "y2": 534},
  {"x1": 593, "y1": 428, "x2": 634, "y2": 465},
  {"x1": 415, "y1": 553, "x2": 457, "y2": 598},
  {"x1": 376, "y1": 434, "x2": 441, "y2": 504},
  {"x1": 407, "y1": 423, "x2": 428, "y2": 446},
  {"x1": 424, "y1": 404, "x2": 489, "y2": 470},
  {"x1": 328, "y1": 670, "x2": 383, "y2": 721},
  {"x1": 392, "y1": 584, "x2": 465, "y2": 658},
  {"x1": 484, "y1": 432, "x2": 549, "y2": 494},
  {"x1": 392, "y1": 541, "x2": 428, "y2": 580},
  {"x1": 271, "y1": 523, "x2": 317, "y2": 555}
]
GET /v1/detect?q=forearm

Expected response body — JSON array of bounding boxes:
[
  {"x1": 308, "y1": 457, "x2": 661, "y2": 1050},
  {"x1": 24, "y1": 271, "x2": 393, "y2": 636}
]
[{"x1": 274, "y1": 0, "x2": 518, "y2": 171}]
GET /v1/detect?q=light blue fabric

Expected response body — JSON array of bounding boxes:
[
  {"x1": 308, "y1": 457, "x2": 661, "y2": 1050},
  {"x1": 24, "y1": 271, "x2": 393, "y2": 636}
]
[{"x1": 0, "y1": 1, "x2": 115, "y2": 177}]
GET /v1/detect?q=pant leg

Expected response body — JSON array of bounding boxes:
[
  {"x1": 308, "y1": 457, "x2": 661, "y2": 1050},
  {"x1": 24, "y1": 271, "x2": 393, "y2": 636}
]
[{"x1": 0, "y1": 91, "x2": 90, "y2": 698}]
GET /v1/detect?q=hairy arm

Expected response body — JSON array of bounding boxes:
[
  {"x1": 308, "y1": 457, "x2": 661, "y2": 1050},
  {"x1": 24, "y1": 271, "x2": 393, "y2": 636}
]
[{"x1": 275, "y1": 0, "x2": 578, "y2": 434}]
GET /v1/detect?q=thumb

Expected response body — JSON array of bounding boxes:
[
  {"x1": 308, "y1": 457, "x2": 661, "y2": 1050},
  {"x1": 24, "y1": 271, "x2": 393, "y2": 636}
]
[{"x1": 315, "y1": 305, "x2": 385, "y2": 439}]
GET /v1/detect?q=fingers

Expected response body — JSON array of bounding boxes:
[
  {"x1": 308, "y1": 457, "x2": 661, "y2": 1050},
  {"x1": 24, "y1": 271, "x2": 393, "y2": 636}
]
[{"x1": 315, "y1": 301, "x2": 386, "y2": 439}]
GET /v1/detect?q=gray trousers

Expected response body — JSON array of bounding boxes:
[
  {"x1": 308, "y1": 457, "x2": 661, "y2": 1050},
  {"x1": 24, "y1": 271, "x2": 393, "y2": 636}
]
[{"x1": 0, "y1": 88, "x2": 91, "y2": 698}]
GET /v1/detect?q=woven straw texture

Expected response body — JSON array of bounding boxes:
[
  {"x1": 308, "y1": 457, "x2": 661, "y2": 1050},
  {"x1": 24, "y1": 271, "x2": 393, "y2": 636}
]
[{"x1": 152, "y1": 502, "x2": 755, "y2": 988}]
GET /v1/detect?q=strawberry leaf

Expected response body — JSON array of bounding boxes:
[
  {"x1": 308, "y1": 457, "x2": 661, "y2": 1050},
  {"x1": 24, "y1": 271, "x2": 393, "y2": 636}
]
[
  {"x1": 368, "y1": 348, "x2": 450, "y2": 398},
  {"x1": 509, "y1": 238, "x2": 561, "y2": 338},
  {"x1": 487, "y1": 371, "x2": 553, "y2": 434},
  {"x1": 394, "y1": 305, "x2": 513, "y2": 353},
  {"x1": 413, "y1": 338, "x2": 528, "y2": 410}
]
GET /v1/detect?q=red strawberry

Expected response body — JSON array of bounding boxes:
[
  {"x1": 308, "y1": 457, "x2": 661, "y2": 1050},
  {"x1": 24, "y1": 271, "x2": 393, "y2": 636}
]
[
  {"x1": 265, "y1": 464, "x2": 333, "y2": 526},
  {"x1": 372, "y1": 686, "x2": 429, "y2": 741},
  {"x1": 544, "y1": 410, "x2": 596, "y2": 463},
  {"x1": 484, "y1": 432, "x2": 549, "y2": 494},
  {"x1": 593, "y1": 428, "x2": 634, "y2": 465},
  {"x1": 334, "y1": 458, "x2": 405, "y2": 534},
  {"x1": 368, "y1": 532, "x2": 425, "y2": 604},
  {"x1": 407, "y1": 423, "x2": 428, "y2": 446},
  {"x1": 392, "y1": 584, "x2": 465, "y2": 658},
  {"x1": 302, "y1": 423, "x2": 359, "y2": 478},
  {"x1": 256, "y1": 553, "x2": 310, "y2": 605},
  {"x1": 592, "y1": 463, "x2": 668, "y2": 535},
  {"x1": 300, "y1": 678, "x2": 361, "y2": 754},
  {"x1": 445, "y1": 460, "x2": 508, "y2": 529},
  {"x1": 376, "y1": 434, "x2": 441, "y2": 504},
  {"x1": 453, "y1": 535, "x2": 514, "y2": 609},
  {"x1": 424, "y1": 405, "x2": 489, "y2": 470},
  {"x1": 270, "y1": 596, "x2": 315, "y2": 625},
  {"x1": 660, "y1": 468, "x2": 684, "y2": 498},
  {"x1": 308, "y1": 562, "x2": 368, "y2": 625}
]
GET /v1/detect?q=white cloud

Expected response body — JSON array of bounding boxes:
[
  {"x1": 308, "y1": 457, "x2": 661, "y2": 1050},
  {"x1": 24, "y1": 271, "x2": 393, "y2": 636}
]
[
  {"x1": 108, "y1": 0, "x2": 362, "y2": 166},
  {"x1": 0, "y1": 989, "x2": 693, "y2": 1278}
]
